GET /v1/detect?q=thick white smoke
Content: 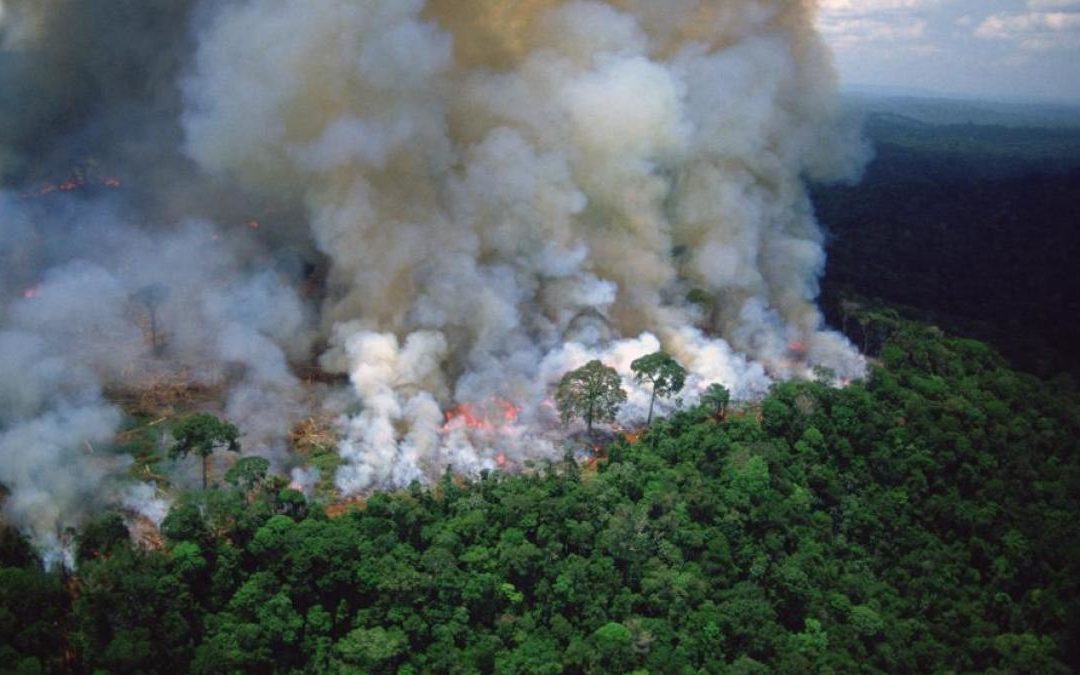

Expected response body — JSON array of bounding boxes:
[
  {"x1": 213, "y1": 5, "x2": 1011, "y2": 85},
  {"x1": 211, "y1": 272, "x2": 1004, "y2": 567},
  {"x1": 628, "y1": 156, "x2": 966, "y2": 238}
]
[
  {"x1": 182, "y1": 0, "x2": 869, "y2": 495},
  {"x1": 0, "y1": 0, "x2": 868, "y2": 560}
]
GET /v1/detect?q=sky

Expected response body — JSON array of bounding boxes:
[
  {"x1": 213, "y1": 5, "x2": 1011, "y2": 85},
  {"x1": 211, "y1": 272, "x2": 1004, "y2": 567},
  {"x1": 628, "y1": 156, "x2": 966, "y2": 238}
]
[
  {"x1": 818, "y1": 0, "x2": 1080, "y2": 102},
  {"x1": 0, "y1": 0, "x2": 1075, "y2": 103}
]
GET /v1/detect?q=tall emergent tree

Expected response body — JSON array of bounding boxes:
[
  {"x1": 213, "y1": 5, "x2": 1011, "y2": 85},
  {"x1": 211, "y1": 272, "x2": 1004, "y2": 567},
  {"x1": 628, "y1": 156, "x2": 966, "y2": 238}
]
[
  {"x1": 630, "y1": 351, "x2": 687, "y2": 425},
  {"x1": 133, "y1": 283, "x2": 170, "y2": 356},
  {"x1": 702, "y1": 382, "x2": 731, "y2": 419},
  {"x1": 556, "y1": 360, "x2": 627, "y2": 434},
  {"x1": 170, "y1": 413, "x2": 241, "y2": 489}
]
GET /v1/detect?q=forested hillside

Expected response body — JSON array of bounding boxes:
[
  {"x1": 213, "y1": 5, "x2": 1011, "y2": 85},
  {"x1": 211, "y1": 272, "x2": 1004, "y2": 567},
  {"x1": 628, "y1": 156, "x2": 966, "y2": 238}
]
[
  {"x1": 816, "y1": 111, "x2": 1080, "y2": 378},
  {"x1": 2, "y1": 315, "x2": 1077, "y2": 673}
]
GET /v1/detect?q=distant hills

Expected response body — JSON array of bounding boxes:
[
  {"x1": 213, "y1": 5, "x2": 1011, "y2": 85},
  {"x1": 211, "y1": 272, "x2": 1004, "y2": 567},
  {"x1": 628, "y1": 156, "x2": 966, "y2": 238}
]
[{"x1": 842, "y1": 89, "x2": 1080, "y2": 129}]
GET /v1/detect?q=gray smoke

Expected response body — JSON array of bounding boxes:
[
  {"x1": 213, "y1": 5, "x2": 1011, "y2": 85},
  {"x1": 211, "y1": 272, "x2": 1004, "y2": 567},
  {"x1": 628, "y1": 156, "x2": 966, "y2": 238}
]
[
  {"x1": 0, "y1": 0, "x2": 868, "y2": 558},
  {"x1": 184, "y1": 0, "x2": 869, "y2": 493},
  {"x1": 0, "y1": 191, "x2": 315, "y2": 560},
  {"x1": 0, "y1": 0, "x2": 196, "y2": 185}
]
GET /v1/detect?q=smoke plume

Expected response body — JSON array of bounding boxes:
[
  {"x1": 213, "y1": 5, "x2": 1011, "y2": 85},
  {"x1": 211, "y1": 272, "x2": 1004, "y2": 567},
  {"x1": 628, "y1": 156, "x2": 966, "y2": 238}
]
[
  {"x1": 183, "y1": 0, "x2": 867, "y2": 490},
  {"x1": 0, "y1": 0, "x2": 867, "y2": 558}
]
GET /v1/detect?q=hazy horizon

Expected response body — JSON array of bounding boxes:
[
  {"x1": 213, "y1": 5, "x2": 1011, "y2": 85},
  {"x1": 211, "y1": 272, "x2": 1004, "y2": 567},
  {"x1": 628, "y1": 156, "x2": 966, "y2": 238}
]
[
  {"x1": 840, "y1": 83, "x2": 1080, "y2": 107},
  {"x1": 820, "y1": 0, "x2": 1080, "y2": 105}
]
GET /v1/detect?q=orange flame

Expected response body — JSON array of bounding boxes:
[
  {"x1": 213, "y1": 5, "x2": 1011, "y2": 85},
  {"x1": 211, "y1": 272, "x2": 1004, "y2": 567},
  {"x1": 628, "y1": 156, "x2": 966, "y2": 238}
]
[
  {"x1": 440, "y1": 398, "x2": 520, "y2": 433},
  {"x1": 21, "y1": 285, "x2": 40, "y2": 300},
  {"x1": 22, "y1": 175, "x2": 122, "y2": 199}
]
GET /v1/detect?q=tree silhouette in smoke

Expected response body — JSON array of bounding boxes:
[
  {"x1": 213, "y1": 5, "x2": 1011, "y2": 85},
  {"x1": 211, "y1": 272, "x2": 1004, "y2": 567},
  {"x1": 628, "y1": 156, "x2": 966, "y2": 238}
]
[{"x1": 133, "y1": 283, "x2": 170, "y2": 356}]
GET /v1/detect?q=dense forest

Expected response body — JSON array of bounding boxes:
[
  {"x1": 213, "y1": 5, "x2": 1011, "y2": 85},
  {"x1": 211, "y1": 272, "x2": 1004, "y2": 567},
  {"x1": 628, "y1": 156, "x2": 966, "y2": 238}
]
[
  {"x1": 3, "y1": 99, "x2": 1080, "y2": 674},
  {"x1": 816, "y1": 104, "x2": 1080, "y2": 378},
  {"x1": 2, "y1": 308, "x2": 1078, "y2": 673}
]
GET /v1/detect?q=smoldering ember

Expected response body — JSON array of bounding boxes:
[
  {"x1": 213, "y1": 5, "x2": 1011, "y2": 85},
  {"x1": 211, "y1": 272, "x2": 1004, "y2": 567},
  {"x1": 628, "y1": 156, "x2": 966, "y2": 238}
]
[{"x1": 0, "y1": 0, "x2": 866, "y2": 563}]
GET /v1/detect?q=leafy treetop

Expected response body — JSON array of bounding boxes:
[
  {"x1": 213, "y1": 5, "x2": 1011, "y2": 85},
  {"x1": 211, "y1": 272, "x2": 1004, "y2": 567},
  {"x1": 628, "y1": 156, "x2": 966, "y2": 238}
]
[
  {"x1": 170, "y1": 413, "x2": 240, "y2": 489},
  {"x1": 556, "y1": 360, "x2": 627, "y2": 434},
  {"x1": 224, "y1": 456, "x2": 270, "y2": 493},
  {"x1": 630, "y1": 351, "x2": 687, "y2": 424},
  {"x1": 702, "y1": 382, "x2": 731, "y2": 419}
]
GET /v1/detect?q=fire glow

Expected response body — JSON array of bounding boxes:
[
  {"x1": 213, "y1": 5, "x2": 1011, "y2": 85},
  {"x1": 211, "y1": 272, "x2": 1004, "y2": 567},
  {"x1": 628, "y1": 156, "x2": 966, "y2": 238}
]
[
  {"x1": 440, "y1": 398, "x2": 520, "y2": 433},
  {"x1": 21, "y1": 175, "x2": 122, "y2": 199},
  {"x1": 0, "y1": 0, "x2": 871, "y2": 562}
]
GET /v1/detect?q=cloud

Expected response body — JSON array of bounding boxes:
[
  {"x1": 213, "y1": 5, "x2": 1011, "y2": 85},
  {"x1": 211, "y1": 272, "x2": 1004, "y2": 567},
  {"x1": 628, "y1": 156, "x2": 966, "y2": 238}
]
[
  {"x1": 818, "y1": 0, "x2": 935, "y2": 52},
  {"x1": 820, "y1": 17, "x2": 927, "y2": 47},
  {"x1": 818, "y1": 0, "x2": 938, "y2": 53},
  {"x1": 976, "y1": 10, "x2": 1080, "y2": 51},
  {"x1": 1027, "y1": 0, "x2": 1080, "y2": 9},
  {"x1": 819, "y1": 0, "x2": 938, "y2": 13}
]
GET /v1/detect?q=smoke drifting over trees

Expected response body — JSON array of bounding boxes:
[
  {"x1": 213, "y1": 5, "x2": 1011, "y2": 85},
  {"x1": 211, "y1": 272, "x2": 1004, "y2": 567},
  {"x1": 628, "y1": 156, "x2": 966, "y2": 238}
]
[{"x1": 0, "y1": 0, "x2": 867, "y2": 559}]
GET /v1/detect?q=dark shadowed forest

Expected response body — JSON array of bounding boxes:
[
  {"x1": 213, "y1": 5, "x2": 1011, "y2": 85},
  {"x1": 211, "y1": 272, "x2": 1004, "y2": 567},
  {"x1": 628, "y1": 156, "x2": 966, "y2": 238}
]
[{"x1": 817, "y1": 99, "x2": 1080, "y2": 378}]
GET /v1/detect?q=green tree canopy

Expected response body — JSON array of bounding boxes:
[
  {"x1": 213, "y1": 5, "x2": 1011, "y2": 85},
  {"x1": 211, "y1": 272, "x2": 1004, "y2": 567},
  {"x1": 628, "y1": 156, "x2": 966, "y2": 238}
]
[
  {"x1": 3, "y1": 311, "x2": 1079, "y2": 674},
  {"x1": 225, "y1": 456, "x2": 270, "y2": 493},
  {"x1": 702, "y1": 383, "x2": 731, "y2": 419},
  {"x1": 630, "y1": 351, "x2": 687, "y2": 424},
  {"x1": 75, "y1": 513, "x2": 130, "y2": 564},
  {"x1": 556, "y1": 360, "x2": 627, "y2": 434},
  {"x1": 170, "y1": 413, "x2": 240, "y2": 489}
]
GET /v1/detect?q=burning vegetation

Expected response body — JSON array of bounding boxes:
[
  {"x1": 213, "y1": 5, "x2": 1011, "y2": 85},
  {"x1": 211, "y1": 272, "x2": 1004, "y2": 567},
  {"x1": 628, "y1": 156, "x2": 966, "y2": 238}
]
[
  {"x1": 0, "y1": 3, "x2": 1078, "y2": 673},
  {"x1": 441, "y1": 399, "x2": 521, "y2": 433},
  {"x1": 19, "y1": 161, "x2": 123, "y2": 199},
  {"x1": 0, "y1": 0, "x2": 868, "y2": 563}
]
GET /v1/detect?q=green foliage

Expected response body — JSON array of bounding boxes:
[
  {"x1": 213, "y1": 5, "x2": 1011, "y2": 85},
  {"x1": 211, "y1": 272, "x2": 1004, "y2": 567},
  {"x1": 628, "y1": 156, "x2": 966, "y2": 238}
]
[
  {"x1": 590, "y1": 622, "x2": 634, "y2": 671},
  {"x1": 702, "y1": 382, "x2": 731, "y2": 418},
  {"x1": 161, "y1": 498, "x2": 208, "y2": 544},
  {"x1": 75, "y1": 513, "x2": 130, "y2": 564},
  {"x1": 556, "y1": 359, "x2": 627, "y2": 433},
  {"x1": 224, "y1": 456, "x2": 270, "y2": 491},
  {"x1": 0, "y1": 566, "x2": 68, "y2": 672},
  {"x1": 71, "y1": 549, "x2": 198, "y2": 672},
  {"x1": 334, "y1": 626, "x2": 407, "y2": 671},
  {"x1": 0, "y1": 528, "x2": 35, "y2": 570},
  {"x1": 2, "y1": 316, "x2": 1079, "y2": 673},
  {"x1": 115, "y1": 413, "x2": 170, "y2": 482},
  {"x1": 170, "y1": 541, "x2": 207, "y2": 579},
  {"x1": 814, "y1": 118, "x2": 1080, "y2": 377},
  {"x1": 170, "y1": 413, "x2": 241, "y2": 488},
  {"x1": 630, "y1": 351, "x2": 687, "y2": 424}
]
